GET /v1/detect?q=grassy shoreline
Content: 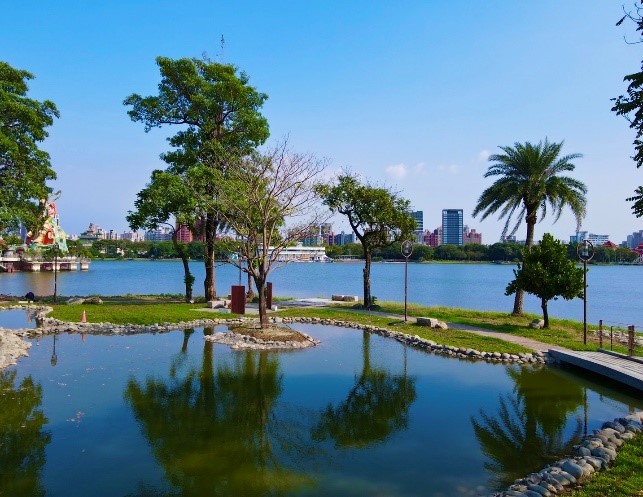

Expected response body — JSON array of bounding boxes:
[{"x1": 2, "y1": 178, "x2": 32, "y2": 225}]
[{"x1": 12, "y1": 296, "x2": 635, "y2": 356}]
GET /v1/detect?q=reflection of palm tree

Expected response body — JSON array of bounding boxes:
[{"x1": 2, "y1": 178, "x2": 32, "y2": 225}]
[
  {"x1": 313, "y1": 331, "x2": 416, "y2": 448},
  {"x1": 471, "y1": 365, "x2": 584, "y2": 490},
  {"x1": 125, "y1": 333, "x2": 312, "y2": 497},
  {"x1": 0, "y1": 371, "x2": 50, "y2": 497}
]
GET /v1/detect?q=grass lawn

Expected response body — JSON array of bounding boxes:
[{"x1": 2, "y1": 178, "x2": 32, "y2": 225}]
[
  {"x1": 5, "y1": 297, "x2": 638, "y2": 356},
  {"x1": 567, "y1": 434, "x2": 643, "y2": 497}
]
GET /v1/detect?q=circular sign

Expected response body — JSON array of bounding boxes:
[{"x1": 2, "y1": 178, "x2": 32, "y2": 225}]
[
  {"x1": 576, "y1": 239, "x2": 594, "y2": 262},
  {"x1": 401, "y1": 240, "x2": 413, "y2": 258}
]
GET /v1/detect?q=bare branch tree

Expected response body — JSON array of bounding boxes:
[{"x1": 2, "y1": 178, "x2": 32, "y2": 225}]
[{"x1": 214, "y1": 139, "x2": 329, "y2": 327}]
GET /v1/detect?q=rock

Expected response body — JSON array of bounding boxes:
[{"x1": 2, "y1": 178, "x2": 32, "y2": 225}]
[
  {"x1": 84, "y1": 296, "x2": 103, "y2": 304},
  {"x1": 591, "y1": 446, "x2": 617, "y2": 462},
  {"x1": 547, "y1": 473, "x2": 571, "y2": 486},
  {"x1": 66, "y1": 297, "x2": 85, "y2": 305},
  {"x1": 573, "y1": 446, "x2": 592, "y2": 457},
  {"x1": 530, "y1": 319, "x2": 545, "y2": 329},
  {"x1": 416, "y1": 317, "x2": 448, "y2": 329},
  {"x1": 527, "y1": 484, "x2": 552, "y2": 496},
  {"x1": 560, "y1": 460, "x2": 583, "y2": 480}
]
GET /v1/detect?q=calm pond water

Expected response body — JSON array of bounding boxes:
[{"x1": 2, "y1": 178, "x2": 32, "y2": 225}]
[
  {"x1": 1, "y1": 260, "x2": 642, "y2": 328},
  {"x1": 0, "y1": 308, "x2": 38, "y2": 329},
  {"x1": 1, "y1": 324, "x2": 641, "y2": 497}
]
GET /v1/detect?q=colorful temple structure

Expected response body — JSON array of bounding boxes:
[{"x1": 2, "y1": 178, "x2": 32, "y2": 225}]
[{"x1": 0, "y1": 192, "x2": 90, "y2": 272}]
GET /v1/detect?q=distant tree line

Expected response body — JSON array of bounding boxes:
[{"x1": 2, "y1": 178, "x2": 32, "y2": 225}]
[{"x1": 73, "y1": 239, "x2": 635, "y2": 264}]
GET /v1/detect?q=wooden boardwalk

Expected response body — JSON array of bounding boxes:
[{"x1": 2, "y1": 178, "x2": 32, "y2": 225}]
[{"x1": 548, "y1": 349, "x2": 643, "y2": 392}]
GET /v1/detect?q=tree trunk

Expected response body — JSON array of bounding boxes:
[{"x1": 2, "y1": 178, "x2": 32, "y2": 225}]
[
  {"x1": 203, "y1": 213, "x2": 218, "y2": 301},
  {"x1": 541, "y1": 297, "x2": 549, "y2": 329},
  {"x1": 513, "y1": 213, "x2": 537, "y2": 315},
  {"x1": 246, "y1": 262, "x2": 255, "y2": 302},
  {"x1": 363, "y1": 247, "x2": 372, "y2": 309},
  {"x1": 172, "y1": 231, "x2": 194, "y2": 302},
  {"x1": 256, "y1": 276, "x2": 268, "y2": 328}
]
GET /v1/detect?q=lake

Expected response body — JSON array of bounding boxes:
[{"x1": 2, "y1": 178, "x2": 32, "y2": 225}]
[
  {"x1": 1, "y1": 260, "x2": 641, "y2": 328},
  {"x1": 2, "y1": 324, "x2": 641, "y2": 497}
]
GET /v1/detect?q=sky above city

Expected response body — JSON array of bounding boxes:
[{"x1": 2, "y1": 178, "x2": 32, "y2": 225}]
[{"x1": 3, "y1": 1, "x2": 643, "y2": 244}]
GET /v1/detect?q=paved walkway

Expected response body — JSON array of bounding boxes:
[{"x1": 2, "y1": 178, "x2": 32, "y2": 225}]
[{"x1": 337, "y1": 307, "x2": 565, "y2": 353}]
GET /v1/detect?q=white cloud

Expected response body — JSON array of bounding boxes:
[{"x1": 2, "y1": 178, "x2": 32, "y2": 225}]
[
  {"x1": 386, "y1": 163, "x2": 408, "y2": 179},
  {"x1": 414, "y1": 162, "x2": 425, "y2": 172},
  {"x1": 478, "y1": 149, "x2": 491, "y2": 162}
]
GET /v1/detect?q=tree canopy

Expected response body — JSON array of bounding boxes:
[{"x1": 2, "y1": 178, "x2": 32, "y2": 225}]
[
  {"x1": 473, "y1": 139, "x2": 586, "y2": 315},
  {"x1": 212, "y1": 141, "x2": 327, "y2": 327},
  {"x1": 612, "y1": 4, "x2": 643, "y2": 217},
  {"x1": 505, "y1": 233, "x2": 584, "y2": 328},
  {"x1": 124, "y1": 56, "x2": 269, "y2": 300},
  {"x1": 127, "y1": 170, "x2": 197, "y2": 301},
  {"x1": 0, "y1": 61, "x2": 59, "y2": 234},
  {"x1": 317, "y1": 173, "x2": 415, "y2": 308}
]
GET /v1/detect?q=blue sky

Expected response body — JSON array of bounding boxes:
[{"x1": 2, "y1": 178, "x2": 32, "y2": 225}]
[{"x1": 3, "y1": 1, "x2": 642, "y2": 244}]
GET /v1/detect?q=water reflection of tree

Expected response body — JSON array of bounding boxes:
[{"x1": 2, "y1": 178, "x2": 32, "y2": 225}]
[
  {"x1": 0, "y1": 370, "x2": 50, "y2": 497},
  {"x1": 125, "y1": 329, "x2": 313, "y2": 497},
  {"x1": 313, "y1": 331, "x2": 417, "y2": 448},
  {"x1": 471, "y1": 365, "x2": 584, "y2": 490}
]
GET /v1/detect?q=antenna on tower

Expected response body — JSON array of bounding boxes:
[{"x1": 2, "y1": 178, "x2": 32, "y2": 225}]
[{"x1": 220, "y1": 35, "x2": 225, "y2": 62}]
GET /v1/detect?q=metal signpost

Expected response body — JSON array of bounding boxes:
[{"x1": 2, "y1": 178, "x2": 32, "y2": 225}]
[
  {"x1": 576, "y1": 239, "x2": 594, "y2": 345},
  {"x1": 401, "y1": 240, "x2": 413, "y2": 322}
]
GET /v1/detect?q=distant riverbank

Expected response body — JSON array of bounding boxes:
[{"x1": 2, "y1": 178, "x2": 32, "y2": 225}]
[{"x1": 1, "y1": 260, "x2": 641, "y2": 328}]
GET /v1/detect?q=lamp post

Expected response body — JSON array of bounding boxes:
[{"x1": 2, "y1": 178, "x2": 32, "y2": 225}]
[
  {"x1": 401, "y1": 240, "x2": 413, "y2": 322},
  {"x1": 576, "y1": 239, "x2": 594, "y2": 345}
]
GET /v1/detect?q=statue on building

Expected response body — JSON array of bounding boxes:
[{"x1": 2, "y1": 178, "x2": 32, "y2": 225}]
[{"x1": 26, "y1": 191, "x2": 69, "y2": 254}]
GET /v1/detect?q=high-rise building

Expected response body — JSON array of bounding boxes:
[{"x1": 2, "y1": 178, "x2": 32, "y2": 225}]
[
  {"x1": 145, "y1": 228, "x2": 172, "y2": 242},
  {"x1": 334, "y1": 231, "x2": 355, "y2": 246},
  {"x1": 176, "y1": 223, "x2": 193, "y2": 243},
  {"x1": 442, "y1": 209, "x2": 463, "y2": 246},
  {"x1": 624, "y1": 230, "x2": 643, "y2": 249},
  {"x1": 463, "y1": 226, "x2": 482, "y2": 245},
  {"x1": 320, "y1": 223, "x2": 334, "y2": 245},
  {"x1": 423, "y1": 228, "x2": 440, "y2": 247},
  {"x1": 570, "y1": 231, "x2": 610, "y2": 246},
  {"x1": 121, "y1": 231, "x2": 144, "y2": 242},
  {"x1": 411, "y1": 211, "x2": 424, "y2": 243}
]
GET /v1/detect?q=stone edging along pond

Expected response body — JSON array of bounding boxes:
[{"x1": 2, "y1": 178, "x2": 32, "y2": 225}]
[{"x1": 1, "y1": 305, "x2": 641, "y2": 497}]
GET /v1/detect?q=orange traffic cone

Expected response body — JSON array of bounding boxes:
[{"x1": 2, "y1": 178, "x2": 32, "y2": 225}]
[{"x1": 81, "y1": 310, "x2": 86, "y2": 323}]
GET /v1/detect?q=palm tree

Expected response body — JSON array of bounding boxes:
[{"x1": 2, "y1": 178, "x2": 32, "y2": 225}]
[{"x1": 473, "y1": 139, "x2": 587, "y2": 314}]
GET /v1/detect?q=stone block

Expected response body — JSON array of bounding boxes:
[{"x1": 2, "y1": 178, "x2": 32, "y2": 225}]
[
  {"x1": 208, "y1": 300, "x2": 227, "y2": 309},
  {"x1": 416, "y1": 317, "x2": 448, "y2": 329}
]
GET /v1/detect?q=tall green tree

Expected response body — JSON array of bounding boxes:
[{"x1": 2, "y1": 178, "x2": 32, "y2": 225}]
[
  {"x1": 127, "y1": 170, "x2": 196, "y2": 302},
  {"x1": 212, "y1": 141, "x2": 327, "y2": 327},
  {"x1": 124, "y1": 56, "x2": 269, "y2": 300},
  {"x1": 612, "y1": 5, "x2": 643, "y2": 217},
  {"x1": 317, "y1": 173, "x2": 416, "y2": 309},
  {"x1": 472, "y1": 139, "x2": 587, "y2": 315},
  {"x1": 506, "y1": 233, "x2": 584, "y2": 328},
  {"x1": 0, "y1": 61, "x2": 59, "y2": 234}
]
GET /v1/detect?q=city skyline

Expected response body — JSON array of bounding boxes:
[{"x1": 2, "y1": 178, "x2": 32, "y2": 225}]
[
  {"x1": 2, "y1": 2, "x2": 642, "y2": 243},
  {"x1": 69, "y1": 217, "x2": 643, "y2": 250}
]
